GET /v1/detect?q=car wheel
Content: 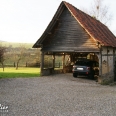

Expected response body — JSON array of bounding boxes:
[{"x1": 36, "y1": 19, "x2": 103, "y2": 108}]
[{"x1": 73, "y1": 73, "x2": 77, "y2": 78}]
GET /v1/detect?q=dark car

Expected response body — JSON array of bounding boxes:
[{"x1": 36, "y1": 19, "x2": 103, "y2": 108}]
[{"x1": 72, "y1": 59, "x2": 99, "y2": 79}]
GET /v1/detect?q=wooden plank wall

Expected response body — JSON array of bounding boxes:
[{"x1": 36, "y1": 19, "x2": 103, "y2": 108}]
[{"x1": 42, "y1": 7, "x2": 99, "y2": 52}]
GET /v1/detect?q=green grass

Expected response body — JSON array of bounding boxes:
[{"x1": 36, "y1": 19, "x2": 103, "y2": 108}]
[{"x1": 0, "y1": 67, "x2": 40, "y2": 78}]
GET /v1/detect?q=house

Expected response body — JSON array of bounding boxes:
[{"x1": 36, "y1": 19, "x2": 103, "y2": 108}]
[{"x1": 33, "y1": 1, "x2": 116, "y2": 84}]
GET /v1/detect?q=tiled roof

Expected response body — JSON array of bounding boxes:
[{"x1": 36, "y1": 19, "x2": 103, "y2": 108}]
[{"x1": 63, "y1": 1, "x2": 116, "y2": 47}]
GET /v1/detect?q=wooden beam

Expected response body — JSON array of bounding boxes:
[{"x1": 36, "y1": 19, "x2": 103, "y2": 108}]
[
  {"x1": 40, "y1": 51, "x2": 44, "y2": 76},
  {"x1": 62, "y1": 53, "x2": 65, "y2": 69}
]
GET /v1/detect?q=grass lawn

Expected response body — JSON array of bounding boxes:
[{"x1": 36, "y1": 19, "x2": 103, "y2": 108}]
[{"x1": 0, "y1": 67, "x2": 40, "y2": 78}]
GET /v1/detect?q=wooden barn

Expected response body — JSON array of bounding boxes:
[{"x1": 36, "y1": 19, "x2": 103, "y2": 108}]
[{"x1": 33, "y1": 1, "x2": 116, "y2": 84}]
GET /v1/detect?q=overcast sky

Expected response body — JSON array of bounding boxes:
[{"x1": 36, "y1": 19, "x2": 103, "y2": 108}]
[{"x1": 0, "y1": 0, "x2": 116, "y2": 43}]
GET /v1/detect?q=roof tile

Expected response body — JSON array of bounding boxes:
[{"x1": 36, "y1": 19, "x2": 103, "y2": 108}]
[{"x1": 64, "y1": 1, "x2": 116, "y2": 47}]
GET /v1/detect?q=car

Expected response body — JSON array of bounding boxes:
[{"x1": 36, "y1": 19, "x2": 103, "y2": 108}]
[{"x1": 72, "y1": 58, "x2": 99, "y2": 79}]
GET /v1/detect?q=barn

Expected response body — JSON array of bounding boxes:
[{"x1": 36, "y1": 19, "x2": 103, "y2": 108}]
[{"x1": 33, "y1": 1, "x2": 116, "y2": 84}]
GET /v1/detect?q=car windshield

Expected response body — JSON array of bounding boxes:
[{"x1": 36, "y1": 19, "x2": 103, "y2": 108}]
[
  {"x1": 75, "y1": 60, "x2": 99, "y2": 67},
  {"x1": 75, "y1": 61, "x2": 92, "y2": 66}
]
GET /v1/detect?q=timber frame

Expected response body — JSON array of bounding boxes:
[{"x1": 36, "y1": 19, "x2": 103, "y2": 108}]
[{"x1": 33, "y1": 1, "x2": 116, "y2": 84}]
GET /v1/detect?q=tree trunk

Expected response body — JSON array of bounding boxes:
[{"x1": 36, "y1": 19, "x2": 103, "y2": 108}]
[
  {"x1": 1, "y1": 62, "x2": 4, "y2": 71},
  {"x1": 14, "y1": 62, "x2": 16, "y2": 67},
  {"x1": 16, "y1": 62, "x2": 18, "y2": 70},
  {"x1": 16, "y1": 59, "x2": 20, "y2": 70}
]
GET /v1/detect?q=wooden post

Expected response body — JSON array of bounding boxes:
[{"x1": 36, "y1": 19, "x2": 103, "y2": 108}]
[
  {"x1": 99, "y1": 47, "x2": 102, "y2": 76},
  {"x1": 40, "y1": 51, "x2": 44, "y2": 76},
  {"x1": 62, "y1": 53, "x2": 65, "y2": 70},
  {"x1": 114, "y1": 49, "x2": 116, "y2": 81},
  {"x1": 98, "y1": 48, "x2": 102, "y2": 83}
]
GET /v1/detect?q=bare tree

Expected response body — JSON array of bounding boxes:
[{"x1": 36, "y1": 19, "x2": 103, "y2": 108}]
[
  {"x1": 13, "y1": 45, "x2": 26, "y2": 70},
  {"x1": 83, "y1": 0, "x2": 112, "y2": 26},
  {"x1": 0, "y1": 47, "x2": 6, "y2": 71}
]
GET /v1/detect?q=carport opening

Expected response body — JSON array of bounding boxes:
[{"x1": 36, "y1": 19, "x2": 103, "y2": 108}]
[
  {"x1": 43, "y1": 52, "x2": 99, "y2": 70},
  {"x1": 42, "y1": 52, "x2": 99, "y2": 80},
  {"x1": 62, "y1": 52, "x2": 98, "y2": 69},
  {"x1": 60, "y1": 52, "x2": 99, "y2": 80},
  {"x1": 69, "y1": 53, "x2": 99, "y2": 80}
]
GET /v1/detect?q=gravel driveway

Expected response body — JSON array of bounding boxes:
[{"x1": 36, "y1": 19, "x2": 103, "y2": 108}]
[{"x1": 0, "y1": 73, "x2": 116, "y2": 116}]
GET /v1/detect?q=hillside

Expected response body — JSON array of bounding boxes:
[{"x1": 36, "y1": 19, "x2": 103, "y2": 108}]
[{"x1": 0, "y1": 41, "x2": 34, "y2": 48}]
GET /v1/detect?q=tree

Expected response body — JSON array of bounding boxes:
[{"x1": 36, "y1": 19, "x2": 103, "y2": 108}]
[
  {"x1": 13, "y1": 45, "x2": 26, "y2": 70},
  {"x1": 0, "y1": 47, "x2": 6, "y2": 71},
  {"x1": 83, "y1": 0, "x2": 112, "y2": 26}
]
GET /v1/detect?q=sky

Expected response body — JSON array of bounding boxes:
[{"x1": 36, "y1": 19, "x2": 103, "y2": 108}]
[{"x1": 0, "y1": 0, "x2": 116, "y2": 43}]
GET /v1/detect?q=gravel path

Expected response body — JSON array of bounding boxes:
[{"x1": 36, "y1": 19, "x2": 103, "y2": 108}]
[{"x1": 0, "y1": 73, "x2": 116, "y2": 116}]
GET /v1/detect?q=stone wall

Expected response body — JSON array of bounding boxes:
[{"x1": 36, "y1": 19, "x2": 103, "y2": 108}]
[{"x1": 99, "y1": 46, "x2": 115, "y2": 84}]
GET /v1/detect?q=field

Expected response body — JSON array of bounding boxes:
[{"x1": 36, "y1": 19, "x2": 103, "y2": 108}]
[
  {"x1": 0, "y1": 67, "x2": 40, "y2": 78},
  {"x1": 0, "y1": 41, "x2": 33, "y2": 48},
  {"x1": 0, "y1": 41, "x2": 62, "y2": 79}
]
